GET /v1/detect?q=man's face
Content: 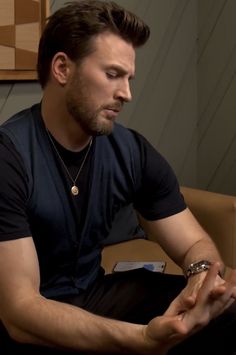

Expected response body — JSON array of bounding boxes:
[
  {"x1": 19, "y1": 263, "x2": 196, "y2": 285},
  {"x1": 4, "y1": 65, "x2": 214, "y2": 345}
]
[{"x1": 65, "y1": 31, "x2": 135, "y2": 136}]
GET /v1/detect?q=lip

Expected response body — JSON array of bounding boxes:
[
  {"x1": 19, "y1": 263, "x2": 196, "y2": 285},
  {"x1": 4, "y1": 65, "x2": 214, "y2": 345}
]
[{"x1": 103, "y1": 108, "x2": 120, "y2": 119}]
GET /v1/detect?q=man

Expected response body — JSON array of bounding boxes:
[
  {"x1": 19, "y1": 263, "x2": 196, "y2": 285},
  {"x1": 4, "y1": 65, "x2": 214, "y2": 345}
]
[{"x1": 0, "y1": 1, "x2": 236, "y2": 354}]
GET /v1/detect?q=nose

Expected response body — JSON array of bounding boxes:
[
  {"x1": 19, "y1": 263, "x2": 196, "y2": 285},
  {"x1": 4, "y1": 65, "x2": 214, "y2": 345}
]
[{"x1": 115, "y1": 80, "x2": 132, "y2": 103}]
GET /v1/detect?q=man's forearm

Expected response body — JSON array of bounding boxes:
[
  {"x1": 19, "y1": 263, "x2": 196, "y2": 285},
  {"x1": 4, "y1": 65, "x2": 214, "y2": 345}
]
[{"x1": 5, "y1": 295, "x2": 148, "y2": 354}]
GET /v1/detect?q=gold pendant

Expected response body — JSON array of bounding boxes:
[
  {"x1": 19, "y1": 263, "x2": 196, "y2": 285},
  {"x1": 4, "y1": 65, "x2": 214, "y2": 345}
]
[{"x1": 71, "y1": 185, "x2": 79, "y2": 196}]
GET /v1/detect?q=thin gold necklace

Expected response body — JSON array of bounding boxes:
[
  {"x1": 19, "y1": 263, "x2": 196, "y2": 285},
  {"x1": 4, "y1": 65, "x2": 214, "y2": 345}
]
[{"x1": 46, "y1": 129, "x2": 93, "y2": 196}]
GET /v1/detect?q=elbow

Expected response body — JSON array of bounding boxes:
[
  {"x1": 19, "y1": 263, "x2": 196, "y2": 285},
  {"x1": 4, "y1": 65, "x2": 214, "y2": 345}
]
[
  {"x1": 4, "y1": 323, "x2": 23, "y2": 343},
  {"x1": 2, "y1": 318, "x2": 32, "y2": 344}
]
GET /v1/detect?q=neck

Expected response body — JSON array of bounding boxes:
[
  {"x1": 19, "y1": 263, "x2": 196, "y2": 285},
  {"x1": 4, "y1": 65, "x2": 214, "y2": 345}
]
[{"x1": 41, "y1": 91, "x2": 92, "y2": 152}]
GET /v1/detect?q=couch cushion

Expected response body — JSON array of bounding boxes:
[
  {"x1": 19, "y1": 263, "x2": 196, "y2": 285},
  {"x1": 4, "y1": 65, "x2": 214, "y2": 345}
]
[{"x1": 102, "y1": 239, "x2": 182, "y2": 274}]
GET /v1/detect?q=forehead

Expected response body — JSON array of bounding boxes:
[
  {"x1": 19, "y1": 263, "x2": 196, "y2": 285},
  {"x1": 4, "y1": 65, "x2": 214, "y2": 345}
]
[{"x1": 88, "y1": 32, "x2": 136, "y2": 75}]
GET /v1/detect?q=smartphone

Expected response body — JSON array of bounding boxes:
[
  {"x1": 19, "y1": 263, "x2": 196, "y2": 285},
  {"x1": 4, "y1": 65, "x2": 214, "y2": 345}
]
[{"x1": 113, "y1": 261, "x2": 166, "y2": 273}]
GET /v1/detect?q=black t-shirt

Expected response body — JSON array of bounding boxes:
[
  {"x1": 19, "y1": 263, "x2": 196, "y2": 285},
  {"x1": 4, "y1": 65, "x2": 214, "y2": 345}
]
[{"x1": 0, "y1": 129, "x2": 186, "y2": 242}]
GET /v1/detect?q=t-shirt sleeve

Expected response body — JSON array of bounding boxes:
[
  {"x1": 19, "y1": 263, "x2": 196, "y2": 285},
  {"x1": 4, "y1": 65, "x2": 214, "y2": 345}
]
[
  {"x1": 0, "y1": 133, "x2": 31, "y2": 240},
  {"x1": 131, "y1": 130, "x2": 186, "y2": 220}
]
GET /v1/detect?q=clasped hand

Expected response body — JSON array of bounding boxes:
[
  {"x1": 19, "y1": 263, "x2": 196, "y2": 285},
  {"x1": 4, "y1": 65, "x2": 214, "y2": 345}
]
[{"x1": 142, "y1": 263, "x2": 236, "y2": 354}]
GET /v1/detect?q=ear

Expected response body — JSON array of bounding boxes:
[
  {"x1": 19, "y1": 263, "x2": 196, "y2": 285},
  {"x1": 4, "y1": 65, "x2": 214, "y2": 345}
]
[{"x1": 51, "y1": 52, "x2": 71, "y2": 85}]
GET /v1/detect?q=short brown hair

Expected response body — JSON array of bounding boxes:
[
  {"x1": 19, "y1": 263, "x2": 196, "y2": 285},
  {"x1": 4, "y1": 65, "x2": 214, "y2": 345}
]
[{"x1": 37, "y1": 0, "x2": 150, "y2": 88}]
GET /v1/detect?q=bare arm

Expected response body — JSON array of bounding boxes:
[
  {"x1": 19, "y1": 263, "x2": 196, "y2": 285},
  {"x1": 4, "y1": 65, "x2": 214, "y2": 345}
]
[
  {"x1": 138, "y1": 208, "x2": 224, "y2": 275},
  {"x1": 0, "y1": 237, "x2": 147, "y2": 353},
  {"x1": 0, "y1": 236, "x2": 234, "y2": 354}
]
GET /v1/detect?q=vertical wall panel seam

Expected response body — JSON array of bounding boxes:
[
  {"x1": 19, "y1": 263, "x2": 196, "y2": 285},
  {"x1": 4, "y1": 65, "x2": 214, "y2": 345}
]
[
  {"x1": 128, "y1": 0, "x2": 189, "y2": 125},
  {"x1": 157, "y1": 46, "x2": 197, "y2": 146},
  {"x1": 197, "y1": 0, "x2": 227, "y2": 62},
  {"x1": 179, "y1": 130, "x2": 197, "y2": 181},
  {"x1": 198, "y1": 43, "x2": 236, "y2": 127},
  {"x1": 198, "y1": 51, "x2": 236, "y2": 147},
  {"x1": 206, "y1": 132, "x2": 236, "y2": 189}
]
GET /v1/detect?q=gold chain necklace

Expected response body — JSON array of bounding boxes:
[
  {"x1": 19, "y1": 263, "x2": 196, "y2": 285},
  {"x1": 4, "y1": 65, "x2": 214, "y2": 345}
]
[{"x1": 46, "y1": 130, "x2": 93, "y2": 196}]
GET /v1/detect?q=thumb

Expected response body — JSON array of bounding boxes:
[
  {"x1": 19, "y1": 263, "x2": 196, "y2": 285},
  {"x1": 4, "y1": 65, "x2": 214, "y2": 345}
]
[
  {"x1": 165, "y1": 293, "x2": 195, "y2": 316},
  {"x1": 145, "y1": 316, "x2": 189, "y2": 349}
]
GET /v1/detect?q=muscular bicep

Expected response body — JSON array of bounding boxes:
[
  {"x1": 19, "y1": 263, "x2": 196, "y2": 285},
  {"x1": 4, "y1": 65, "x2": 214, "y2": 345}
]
[
  {"x1": 0, "y1": 237, "x2": 40, "y2": 322},
  {"x1": 0, "y1": 134, "x2": 31, "y2": 241}
]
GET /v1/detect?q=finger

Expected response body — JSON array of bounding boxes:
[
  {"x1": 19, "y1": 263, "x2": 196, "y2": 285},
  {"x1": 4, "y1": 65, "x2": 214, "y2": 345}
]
[
  {"x1": 232, "y1": 287, "x2": 236, "y2": 299},
  {"x1": 225, "y1": 271, "x2": 236, "y2": 299},
  {"x1": 210, "y1": 285, "x2": 226, "y2": 299},
  {"x1": 197, "y1": 262, "x2": 221, "y2": 301},
  {"x1": 165, "y1": 294, "x2": 195, "y2": 316},
  {"x1": 210, "y1": 275, "x2": 236, "y2": 301},
  {"x1": 184, "y1": 296, "x2": 196, "y2": 309},
  {"x1": 208, "y1": 293, "x2": 235, "y2": 318},
  {"x1": 204, "y1": 281, "x2": 236, "y2": 318},
  {"x1": 225, "y1": 270, "x2": 236, "y2": 286},
  {"x1": 221, "y1": 298, "x2": 235, "y2": 314}
]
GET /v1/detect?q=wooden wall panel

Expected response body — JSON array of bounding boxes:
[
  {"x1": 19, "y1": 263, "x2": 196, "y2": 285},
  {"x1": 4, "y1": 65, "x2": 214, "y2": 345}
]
[
  {"x1": 0, "y1": 0, "x2": 14, "y2": 26},
  {"x1": 0, "y1": 0, "x2": 48, "y2": 79}
]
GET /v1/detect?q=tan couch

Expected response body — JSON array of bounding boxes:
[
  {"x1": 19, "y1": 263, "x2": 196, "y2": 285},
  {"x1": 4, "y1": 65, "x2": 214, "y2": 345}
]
[{"x1": 102, "y1": 186, "x2": 236, "y2": 275}]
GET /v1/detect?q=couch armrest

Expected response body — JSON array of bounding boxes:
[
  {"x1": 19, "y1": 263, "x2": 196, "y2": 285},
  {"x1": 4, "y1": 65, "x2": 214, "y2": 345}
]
[
  {"x1": 102, "y1": 187, "x2": 236, "y2": 275},
  {"x1": 180, "y1": 186, "x2": 236, "y2": 269}
]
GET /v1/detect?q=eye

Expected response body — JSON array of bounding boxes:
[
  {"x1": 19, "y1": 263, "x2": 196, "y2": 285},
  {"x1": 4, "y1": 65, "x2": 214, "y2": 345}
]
[{"x1": 106, "y1": 71, "x2": 118, "y2": 79}]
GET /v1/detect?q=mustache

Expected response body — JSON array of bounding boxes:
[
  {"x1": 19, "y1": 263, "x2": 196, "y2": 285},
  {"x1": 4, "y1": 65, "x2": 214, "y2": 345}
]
[{"x1": 102, "y1": 101, "x2": 123, "y2": 112}]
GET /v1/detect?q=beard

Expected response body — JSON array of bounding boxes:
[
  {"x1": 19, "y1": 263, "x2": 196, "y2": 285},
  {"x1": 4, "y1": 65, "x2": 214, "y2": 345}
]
[
  {"x1": 66, "y1": 98, "x2": 113, "y2": 136},
  {"x1": 65, "y1": 74, "x2": 120, "y2": 136}
]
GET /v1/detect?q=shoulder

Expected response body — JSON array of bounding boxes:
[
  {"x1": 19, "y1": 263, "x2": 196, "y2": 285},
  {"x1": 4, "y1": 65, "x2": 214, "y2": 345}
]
[
  {"x1": 0, "y1": 104, "x2": 40, "y2": 134},
  {"x1": 0, "y1": 132, "x2": 28, "y2": 181},
  {"x1": 110, "y1": 122, "x2": 136, "y2": 141},
  {"x1": 0, "y1": 132, "x2": 23, "y2": 162},
  {"x1": 97, "y1": 123, "x2": 143, "y2": 161},
  {"x1": 109, "y1": 123, "x2": 156, "y2": 154},
  {"x1": 113, "y1": 124, "x2": 167, "y2": 166}
]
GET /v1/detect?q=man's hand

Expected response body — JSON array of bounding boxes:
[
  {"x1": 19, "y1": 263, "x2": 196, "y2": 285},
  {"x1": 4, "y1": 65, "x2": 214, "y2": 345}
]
[
  {"x1": 178, "y1": 262, "x2": 226, "y2": 308},
  {"x1": 141, "y1": 263, "x2": 236, "y2": 354}
]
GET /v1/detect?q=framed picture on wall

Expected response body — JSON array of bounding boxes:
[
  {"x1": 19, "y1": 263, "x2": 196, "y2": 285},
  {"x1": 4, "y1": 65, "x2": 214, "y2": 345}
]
[{"x1": 0, "y1": 0, "x2": 49, "y2": 81}]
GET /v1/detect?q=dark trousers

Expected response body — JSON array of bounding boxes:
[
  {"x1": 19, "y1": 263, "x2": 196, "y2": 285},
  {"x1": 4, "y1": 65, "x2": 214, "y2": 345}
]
[{"x1": 1, "y1": 269, "x2": 236, "y2": 354}]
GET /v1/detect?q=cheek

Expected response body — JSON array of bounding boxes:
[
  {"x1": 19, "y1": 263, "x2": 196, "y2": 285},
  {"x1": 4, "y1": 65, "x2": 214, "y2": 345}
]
[
  {"x1": 87, "y1": 72, "x2": 113, "y2": 97},
  {"x1": 91, "y1": 85, "x2": 111, "y2": 105}
]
